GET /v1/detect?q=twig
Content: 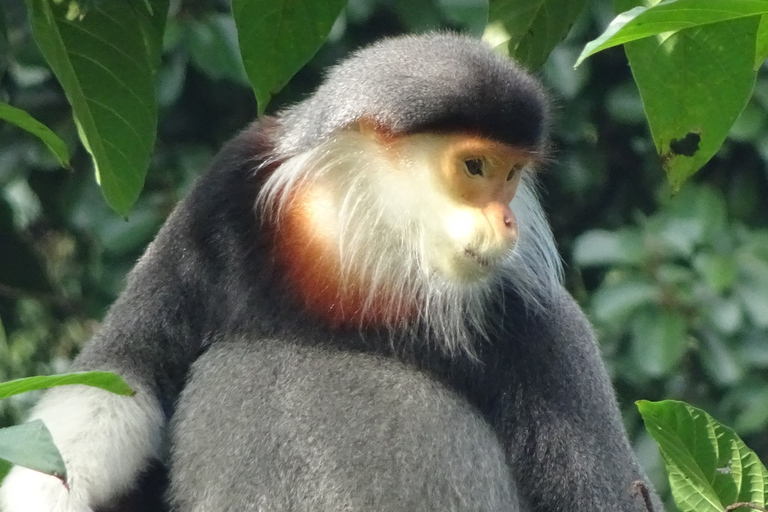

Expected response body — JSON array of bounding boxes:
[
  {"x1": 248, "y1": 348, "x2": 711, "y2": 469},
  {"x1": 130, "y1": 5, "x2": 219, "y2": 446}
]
[
  {"x1": 0, "y1": 282, "x2": 61, "y2": 306},
  {"x1": 630, "y1": 480, "x2": 656, "y2": 512},
  {"x1": 0, "y1": 281, "x2": 81, "y2": 314}
]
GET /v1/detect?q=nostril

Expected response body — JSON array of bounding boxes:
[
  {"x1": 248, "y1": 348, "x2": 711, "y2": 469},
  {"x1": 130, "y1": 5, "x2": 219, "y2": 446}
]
[{"x1": 503, "y1": 214, "x2": 513, "y2": 228}]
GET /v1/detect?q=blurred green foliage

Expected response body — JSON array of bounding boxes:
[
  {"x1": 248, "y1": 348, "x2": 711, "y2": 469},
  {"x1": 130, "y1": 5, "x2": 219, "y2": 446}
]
[{"x1": 2, "y1": 0, "x2": 768, "y2": 505}]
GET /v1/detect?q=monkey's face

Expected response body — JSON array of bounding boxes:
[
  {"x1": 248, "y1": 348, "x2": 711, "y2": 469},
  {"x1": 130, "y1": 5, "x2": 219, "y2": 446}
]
[
  {"x1": 258, "y1": 126, "x2": 541, "y2": 336},
  {"x1": 396, "y1": 133, "x2": 532, "y2": 284}
]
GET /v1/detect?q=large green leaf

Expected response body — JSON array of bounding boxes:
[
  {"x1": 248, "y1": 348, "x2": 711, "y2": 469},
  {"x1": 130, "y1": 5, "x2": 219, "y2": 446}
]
[
  {"x1": 576, "y1": 0, "x2": 768, "y2": 66},
  {"x1": 638, "y1": 400, "x2": 768, "y2": 512},
  {"x1": 0, "y1": 101, "x2": 70, "y2": 168},
  {"x1": 625, "y1": 17, "x2": 759, "y2": 188},
  {"x1": 0, "y1": 372, "x2": 134, "y2": 399},
  {"x1": 486, "y1": 0, "x2": 588, "y2": 69},
  {"x1": 26, "y1": 0, "x2": 169, "y2": 216},
  {"x1": 0, "y1": 421, "x2": 66, "y2": 481},
  {"x1": 233, "y1": 0, "x2": 347, "y2": 114}
]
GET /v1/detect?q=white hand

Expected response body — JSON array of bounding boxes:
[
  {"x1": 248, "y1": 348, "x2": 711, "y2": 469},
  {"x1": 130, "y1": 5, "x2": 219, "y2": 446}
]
[{"x1": 0, "y1": 383, "x2": 163, "y2": 512}]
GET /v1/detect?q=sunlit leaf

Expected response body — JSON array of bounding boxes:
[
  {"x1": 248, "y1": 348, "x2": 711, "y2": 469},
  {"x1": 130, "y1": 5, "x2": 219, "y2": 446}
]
[
  {"x1": 0, "y1": 372, "x2": 134, "y2": 399},
  {"x1": 577, "y1": 0, "x2": 768, "y2": 66},
  {"x1": 638, "y1": 400, "x2": 768, "y2": 512},
  {"x1": 487, "y1": 0, "x2": 588, "y2": 69}
]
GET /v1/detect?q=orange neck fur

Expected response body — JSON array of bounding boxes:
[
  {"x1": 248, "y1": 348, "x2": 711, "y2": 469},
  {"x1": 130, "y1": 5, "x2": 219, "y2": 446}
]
[{"x1": 274, "y1": 186, "x2": 418, "y2": 329}]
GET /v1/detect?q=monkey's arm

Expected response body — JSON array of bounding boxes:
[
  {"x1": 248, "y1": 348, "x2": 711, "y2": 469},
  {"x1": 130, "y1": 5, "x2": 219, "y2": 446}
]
[
  {"x1": 497, "y1": 289, "x2": 664, "y2": 512},
  {"x1": 0, "y1": 126, "x2": 266, "y2": 512},
  {"x1": 0, "y1": 250, "x2": 199, "y2": 512}
]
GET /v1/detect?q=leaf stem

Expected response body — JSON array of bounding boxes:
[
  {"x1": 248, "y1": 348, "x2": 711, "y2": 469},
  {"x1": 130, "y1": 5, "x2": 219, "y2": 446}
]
[{"x1": 724, "y1": 503, "x2": 768, "y2": 512}]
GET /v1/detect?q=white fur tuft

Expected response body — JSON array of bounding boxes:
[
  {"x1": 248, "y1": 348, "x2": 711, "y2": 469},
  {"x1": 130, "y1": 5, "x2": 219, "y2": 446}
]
[
  {"x1": 257, "y1": 131, "x2": 562, "y2": 356},
  {"x1": 0, "y1": 384, "x2": 164, "y2": 512}
]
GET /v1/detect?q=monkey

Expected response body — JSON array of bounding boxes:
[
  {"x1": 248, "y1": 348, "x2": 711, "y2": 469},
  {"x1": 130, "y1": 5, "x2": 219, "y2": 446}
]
[{"x1": 0, "y1": 33, "x2": 663, "y2": 511}]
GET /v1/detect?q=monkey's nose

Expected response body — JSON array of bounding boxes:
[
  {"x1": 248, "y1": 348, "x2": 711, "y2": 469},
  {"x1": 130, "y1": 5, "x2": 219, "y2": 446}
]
[{"x1": 500, "y1": 205, "x2": 518, "y2": 242}]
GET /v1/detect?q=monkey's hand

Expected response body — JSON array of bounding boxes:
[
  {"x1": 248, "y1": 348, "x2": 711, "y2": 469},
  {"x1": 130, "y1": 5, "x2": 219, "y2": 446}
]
[
  {"x1": 0, "y1": 384, "x2": 164, "y2": 512},
  {"x1": 0, "y1": 466, "x2": 93, "y2": 512}
]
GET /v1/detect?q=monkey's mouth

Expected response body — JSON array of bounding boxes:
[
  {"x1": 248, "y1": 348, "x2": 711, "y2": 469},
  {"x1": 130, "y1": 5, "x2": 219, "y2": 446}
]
[{"x1": 463, "y1": 247, "x2": 493, "y2": 268}]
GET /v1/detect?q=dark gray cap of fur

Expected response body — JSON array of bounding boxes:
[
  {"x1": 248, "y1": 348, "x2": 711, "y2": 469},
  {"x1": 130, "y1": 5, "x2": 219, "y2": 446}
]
[{"x1": 277, "y1": 33, "x2": 549, "y2": 154}]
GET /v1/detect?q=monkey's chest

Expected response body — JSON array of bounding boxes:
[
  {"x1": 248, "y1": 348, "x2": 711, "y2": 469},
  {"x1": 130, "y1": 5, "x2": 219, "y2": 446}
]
[{"x1": 167, "y1": 337, "x2": 522, "y2": 511}]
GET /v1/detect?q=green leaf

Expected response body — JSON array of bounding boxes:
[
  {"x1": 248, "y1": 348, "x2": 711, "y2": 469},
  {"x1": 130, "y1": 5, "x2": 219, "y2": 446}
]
[
  {"x1": 700, "y1": 331, "x2": 743, "y2": 386},
  {"x1": 755, "y1": 14, "x2": 768, "y2": 67},
  {"x1": 233, "y1": 0, "x2": 346, "y2": 114},
  {"x1": 26, "y1": 0, "x2": 169, "y2": 216},
  {"x1": 572, "y1": 229, "x2": 644, "y2": 267},
  {"x1": 0, "y1": 372, "x2": 134, "y2": 399},
  {"x1": 0, "y1": 102, "x2": 70, "y2": 168},
  {"x1": 694, "y1": 253, "x2": 738, "y2": 292},
  {"x1": 638, "y1": 400, "x2": 768, "y2": 512},
  {"x1": 736, "y1": 280, "x2": 768, "y2": 328},
  {"x1": 0, "y1": 459, "x2": 9, "y2": 483},
  {"x1": 631, "y1": 309, "x2": 688, "y2": 377},
  {"x1": 625, "y1": 17, "x2": 759, "y2": 188},
  {"x1": 576, "y1": 0, "x2": 768, "y2": 67},
  {"x1": 486, "y1": 0, "x2": 588, "y2": 69},
  {"x1": 729, "y1": 384, "x2": 768, "y2": 434},
  {"x1": 591, "y1": 278, "x2": 658, "y2": 324},
  {"x1": 0, "y1": 421, "x2": 66, "y2": 480},
  {"x1": 183, "y1": 14, "x2": 248, "y2": 85},
  {"x1": 436, "y1": 0, "x2": 488, "y2": 36},
  {"x1": 666, "y1": 185, "x2": 728, "y2": 242},
  {"x1": 702, "y1": 295, "x2": 743, "y2": 335},
  {"x1": 650, "y1": 217, "x2": 701, "y2": 258}
]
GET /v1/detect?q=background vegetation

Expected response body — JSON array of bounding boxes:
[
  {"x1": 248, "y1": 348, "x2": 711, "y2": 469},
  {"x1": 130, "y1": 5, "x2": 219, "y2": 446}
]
[{"x1": 2, "y1": 0, "x2": 768, "y2": 506}]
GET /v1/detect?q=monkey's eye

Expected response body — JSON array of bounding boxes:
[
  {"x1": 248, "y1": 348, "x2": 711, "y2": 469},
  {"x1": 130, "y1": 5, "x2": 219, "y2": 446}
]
[
  {"x1": 464, "y1": 159, "x2": 484, "y2": 177},
  {"x1": 506, "y1": 165, "x2": 523, "y2": 181}
]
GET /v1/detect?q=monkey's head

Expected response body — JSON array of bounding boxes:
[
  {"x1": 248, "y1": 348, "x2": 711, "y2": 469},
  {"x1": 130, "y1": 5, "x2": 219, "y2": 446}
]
[{"x1": 258, "y1": 34, "x2": 561, "y2": 354}]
